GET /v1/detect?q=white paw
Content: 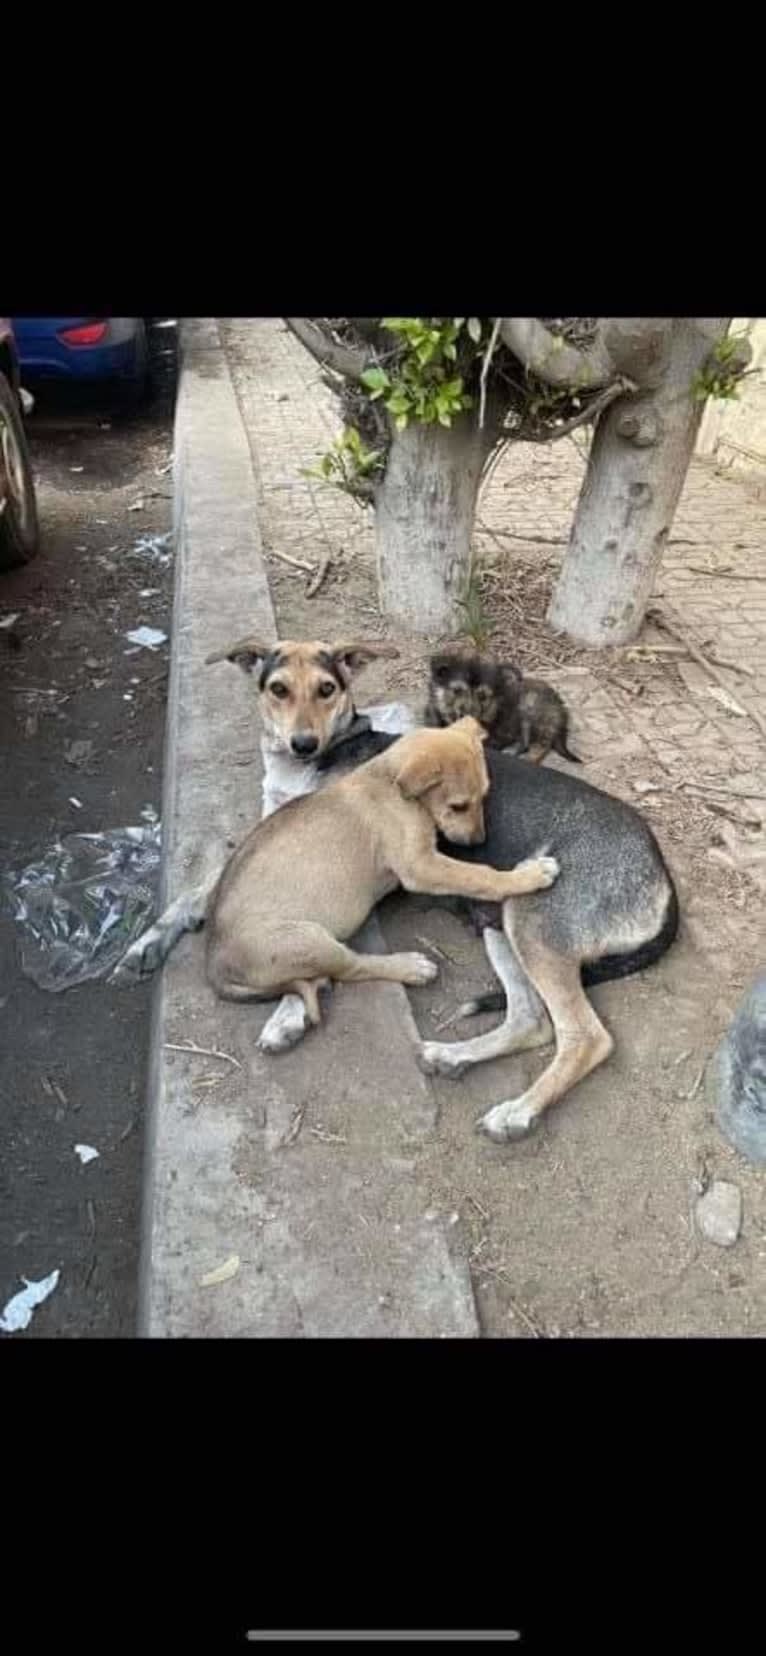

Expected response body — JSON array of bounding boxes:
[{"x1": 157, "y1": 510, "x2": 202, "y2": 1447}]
[
  {"x1": 258, "y1": 995, "x2": 310, "y2": 1054},
  {"x1": 419, "y1": 1042, "x2": 468, "y2": 1080},
  {"x1": 400, "y1": 952, "x2": 439, "y2": 986},
  {"x1": 477, "y1": 1098, "x2": 537, "y2": 1141},
  {"x1": 517, "y1": 854, "x2": 559, "y2": 891},
  {"x1": 112, "y1": 928, "x2": 165, "y2": 983}
]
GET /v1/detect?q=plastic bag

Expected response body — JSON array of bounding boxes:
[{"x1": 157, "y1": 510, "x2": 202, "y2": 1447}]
[
  {"x1": 364, "y1": 701, "x2": 417, "y2": 737},
  {"x1": 2, "y1": 821, "x2": 161, "y2": 992}
]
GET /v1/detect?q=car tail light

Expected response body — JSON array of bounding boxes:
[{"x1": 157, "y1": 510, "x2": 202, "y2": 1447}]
[{"x1": 58, "y1": 322, "x2": 109, "y2": 347}]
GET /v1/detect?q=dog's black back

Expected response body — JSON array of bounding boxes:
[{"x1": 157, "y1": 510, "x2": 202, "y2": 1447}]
[
  {"x1": 443, "y1": 749, "x2": 678, "y2": 985},
  {"x1": 320, "y1": 732, "x2": 678, "y2": 989}
]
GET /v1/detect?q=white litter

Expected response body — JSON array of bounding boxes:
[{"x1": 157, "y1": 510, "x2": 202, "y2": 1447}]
[
  {"x1": 0, "y1": 1269, "x2": 61, "y2": 1333},
  {"x1": 74, "y1": 1144, "x2": 99, "y2": 1165},
  {"x1": 128, "y1": 500, "x2": 145, "y2": 513},
  {"x1": 70, "y1": 466, "x2": 84, "y2": 474},
  {"x1": 130, "y1": 532, "x2": 173, "y2": 567},
  {"x1": 69, "y1": 797, "x2": 83, "y2": 809},
  {"x1": 200, "y1": 1255, "x2": 240, "y2": 1288},
  {"x1": 139, "y1": 588, "x2": 160, "y2": 598},
  {"x1": 125, "y1": 627, "x2": 167, "y2": 651},
  {"x1": 707, "y1": 685, "x2": 748, "y2": 719},
  {"x1": 154, "y1": 319, "x2": 177, "y2": 330},
  {"x1": 0, "y1": 612, "x2": 20, "y2": 631}
]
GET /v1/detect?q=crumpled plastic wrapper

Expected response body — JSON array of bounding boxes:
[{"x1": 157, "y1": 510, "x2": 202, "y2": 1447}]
[{"x1": 3, "y1": 821, "x2": 161, "y2": 992}]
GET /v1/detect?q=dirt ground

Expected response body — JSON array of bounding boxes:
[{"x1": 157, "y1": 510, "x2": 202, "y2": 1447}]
[
  {"x1": 221, "y1": 318, "x2": 766, "y2": 1338},
  {"x1": 0, "y1": 327, "x2": 177, "y2": 1337}
]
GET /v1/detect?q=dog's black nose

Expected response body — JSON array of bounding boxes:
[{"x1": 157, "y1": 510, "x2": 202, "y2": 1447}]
[{"x1": 291, "y1": 733, "x2": 319, "y2": 756}]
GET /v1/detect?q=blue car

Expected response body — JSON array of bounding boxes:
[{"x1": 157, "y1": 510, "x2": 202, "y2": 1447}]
[{"x1": 11, "y1": 317, "x2": 149, "y2": 402}]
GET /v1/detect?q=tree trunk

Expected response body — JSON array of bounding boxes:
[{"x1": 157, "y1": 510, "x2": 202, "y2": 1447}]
[
  {"x1": 547, "y1": 319, "x2": 730, "y2": 646},
  {"x1": 374, "y1": 414, "x2": 493, "y2": 636}
]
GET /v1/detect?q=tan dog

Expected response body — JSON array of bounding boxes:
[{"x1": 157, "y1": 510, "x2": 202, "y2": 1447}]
[{"x1": 206, "y1": 718, "x2": 559, "y2": 1027}]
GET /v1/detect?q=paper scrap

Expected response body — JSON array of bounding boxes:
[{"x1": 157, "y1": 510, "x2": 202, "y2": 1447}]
[
  {"x1": 74, "y1": 1144, "x2": 99, "y2": 1165},
  {"x1": 199, "y1": 1255, "x2": 240, "y2": 1288},
  {"x1": 0, "y1": 1270, "x2": 61, "y2": 1333},
  {"x1": 125, "y1": 627, "x2": 167, "y2": 650}
]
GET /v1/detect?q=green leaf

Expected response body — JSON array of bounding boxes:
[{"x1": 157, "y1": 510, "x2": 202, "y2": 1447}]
[
  {"x1": 467, "y1": 317, "x2": 482, "y2": 344},
  {"x1": 394, "y1": 413, "x2": 409, "y2": 431},
  {"x1": 454, "y1": 318, "x2": 465, "y2": 329},
  {"x1": 444, "y1": 342, "x2": 457, "y2": 361},
  {"x1": 437, "y1": 410, "x2": 453, "y2": 427},
  {"x1": 360, "y1": 367, "x2": 389, "y2": 393}
]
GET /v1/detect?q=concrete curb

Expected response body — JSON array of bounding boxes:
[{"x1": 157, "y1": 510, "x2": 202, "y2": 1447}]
[{"x1": 138, "y1": 321, "x2": 479, "y2": 1337}]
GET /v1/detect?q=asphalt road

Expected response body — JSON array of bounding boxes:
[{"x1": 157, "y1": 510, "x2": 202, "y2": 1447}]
[{"x1": 0, "y1": 325, "x2": 177, "y2": 1336}]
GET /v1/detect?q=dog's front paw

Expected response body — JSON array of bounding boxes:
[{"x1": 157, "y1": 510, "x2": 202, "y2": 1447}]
[
  {"x1": 476, "y1": 1098, "x2": 537, "y2": 1141},
  {"x1": 112, "y1": 928, "x2": 166, "y2": 984},
  {"x1": 512, "y1": 854, "x2": 559, "y2": 894},
  {"x1": 399, "y1": 952, "x2": 439, "y2": 987},
  {"x1": 419, "y1": 1041, "x2": 468, "y2": 1080}
]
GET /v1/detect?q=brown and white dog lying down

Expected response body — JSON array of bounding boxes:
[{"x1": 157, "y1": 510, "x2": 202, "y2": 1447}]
[
  {"x1": 114, "y1": 634, "x2": 416, "y2": 1058},
  {"x1": 205, "y1": 718, "x2": 558, "y2": 1016}
]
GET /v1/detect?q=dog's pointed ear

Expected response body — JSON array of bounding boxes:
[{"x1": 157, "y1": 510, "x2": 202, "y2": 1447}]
[
  {"x1": 391, "y1": 735, "x2": 442, "y2": 800},
  {"x1": 331, "y1": 641, "x2": 400, "y2": 678},
  {"x1": 204, "y1": 636, "x2": 271, "y2": 676},
  {"x1": 453, "y1": 715, "x2": 488, "y2": 744}
]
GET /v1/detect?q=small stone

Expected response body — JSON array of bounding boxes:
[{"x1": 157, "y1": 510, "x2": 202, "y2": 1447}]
[{"x1": 695, "y1": 1180, "x2": 742, "y2": 1248}]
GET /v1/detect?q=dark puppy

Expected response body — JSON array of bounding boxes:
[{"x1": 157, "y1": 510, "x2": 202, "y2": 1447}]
[{"x1": 425, "y1": 650, "x2": 581, "y2": 764}]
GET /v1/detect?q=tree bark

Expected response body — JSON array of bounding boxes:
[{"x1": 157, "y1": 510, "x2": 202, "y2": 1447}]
[
  {"x1": 547, "y1": 319, "x2": 730, "y2": 646},
  {"x1": 374, "y1": 414, "x2": 494, "y2": 636}
]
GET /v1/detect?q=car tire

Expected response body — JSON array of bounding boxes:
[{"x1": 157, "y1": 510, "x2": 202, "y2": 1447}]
[{"x1": 0, "y1": 371, "x2": 39, "y2": 570}]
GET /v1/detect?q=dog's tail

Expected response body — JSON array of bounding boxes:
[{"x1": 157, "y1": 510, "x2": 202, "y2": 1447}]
[
  {"x1": 553, "y1": 720, "x2": 582, "y2": 765},
  {"x1": 459, "y1": 877, "x2": 680, "y2": 1019}
]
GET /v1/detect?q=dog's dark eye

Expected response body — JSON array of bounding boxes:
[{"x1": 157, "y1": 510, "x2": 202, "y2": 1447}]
[
  {"x1": 270, "y1": 681, "x2": 289, "y2": 700},
  {"x1": 317, "y1": 681, "x2": 336, "y2": 699},
  {"x1": 450, "y1": 802, "x2": 469, "y2": 813},
  {"x1": 434, "y1": 666, "x2": 450, "y2": 683}
]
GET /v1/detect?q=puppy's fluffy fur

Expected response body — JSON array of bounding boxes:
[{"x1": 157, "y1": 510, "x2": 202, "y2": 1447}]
[{"x1": 425, "y1": 650, "x2": 581, "y2": 764}]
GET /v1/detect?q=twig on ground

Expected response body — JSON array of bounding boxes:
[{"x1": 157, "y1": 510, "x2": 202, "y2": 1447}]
[
  {"x1": 164, "y1": 1041, "x2": 242, "y2": 1069},
  {"x1": 278, "y1": 1101, "x2": 308, "y2": 1149},
  {"x1": 686, "y1": 1064, "x2": 706, "y2": 1101},
  {"x1": 628, "y1": 640, "x2": 754, "y2": 677},
  {"x1": 681, "y1": 782, "x2": 766, "y2": 802},
  {"x1": 306, "y1": 552, "x2": 332, "y2": 598},
  {"x1": 687, "y1": 566, "x2": 766, "y2": 581},
  {"x1": 309, "y1": 1125, "x2": 348, "y2": 1145},
  {"x1": 466, "y1": 1193, "x2": 489, "y2": 1223},
  {"x1": 268, "y1": 548, "x2": 315, "y2": 575}
]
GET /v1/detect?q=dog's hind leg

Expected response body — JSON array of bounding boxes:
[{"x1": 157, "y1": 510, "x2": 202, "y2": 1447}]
[
  {"x1": 419, "y1": 925, "x2": 552, "y2": 1079},
  {"x1": 477, "y1": 920, "x2": 613, "y2": 1142},
  {"x1": 113, "y1": 858, "x2": 224, "y2": 984},
  {"x1": 211, "y1": 921, "x2": 439, "y2": 1047}
]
